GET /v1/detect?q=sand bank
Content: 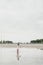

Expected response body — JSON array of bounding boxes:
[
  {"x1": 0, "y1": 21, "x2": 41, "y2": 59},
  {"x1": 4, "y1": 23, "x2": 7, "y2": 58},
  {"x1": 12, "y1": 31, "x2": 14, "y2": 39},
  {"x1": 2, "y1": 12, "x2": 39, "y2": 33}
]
[{"x1": 0, "y1": 44, "x2": 43, "y2": 49}]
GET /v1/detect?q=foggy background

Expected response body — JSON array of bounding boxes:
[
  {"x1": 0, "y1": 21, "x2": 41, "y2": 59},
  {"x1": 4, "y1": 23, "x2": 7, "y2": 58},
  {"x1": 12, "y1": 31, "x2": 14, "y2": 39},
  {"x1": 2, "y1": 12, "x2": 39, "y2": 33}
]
[{"x1": 0, "y1": 0, "x2": 43, "y2": 42}]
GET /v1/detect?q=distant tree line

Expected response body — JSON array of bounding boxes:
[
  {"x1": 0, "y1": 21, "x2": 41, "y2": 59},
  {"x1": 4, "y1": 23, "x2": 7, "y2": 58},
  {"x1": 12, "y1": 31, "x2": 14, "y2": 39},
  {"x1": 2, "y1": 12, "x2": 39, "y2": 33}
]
[
  {"x1": 0, "y1": 41, "x2": 30, "y2": 44},
  {"x1": 0, "y1": 40, "x2": 13, "y2": 44},
  {"x1": 30, "y1": 39, "x2": 43, "y2": 44}
]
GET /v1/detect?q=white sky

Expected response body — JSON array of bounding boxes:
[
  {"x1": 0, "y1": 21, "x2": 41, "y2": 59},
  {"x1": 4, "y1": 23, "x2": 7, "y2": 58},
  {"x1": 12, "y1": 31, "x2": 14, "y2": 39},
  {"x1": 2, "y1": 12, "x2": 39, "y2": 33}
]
[{"x1": 0, "y1": 0, "x2": 43, "y2": 42}]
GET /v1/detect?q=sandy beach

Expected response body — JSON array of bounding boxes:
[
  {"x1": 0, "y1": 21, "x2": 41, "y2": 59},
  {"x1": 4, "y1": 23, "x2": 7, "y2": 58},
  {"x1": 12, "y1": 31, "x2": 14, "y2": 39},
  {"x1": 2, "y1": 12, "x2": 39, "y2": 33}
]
[{"x1": 0, "y1": 44, "x2": 43, "y2": 49}]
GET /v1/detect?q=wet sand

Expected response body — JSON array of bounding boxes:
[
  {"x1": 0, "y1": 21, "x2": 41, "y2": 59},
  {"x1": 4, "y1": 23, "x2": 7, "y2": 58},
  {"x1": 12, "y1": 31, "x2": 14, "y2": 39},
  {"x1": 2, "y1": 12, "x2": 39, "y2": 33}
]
[
  {"x1": 0, "y1": 44, "x2": 43, "y2": 49},
  {"x1": 0, "y1": 48, "x2": 43, "y2": 65}
]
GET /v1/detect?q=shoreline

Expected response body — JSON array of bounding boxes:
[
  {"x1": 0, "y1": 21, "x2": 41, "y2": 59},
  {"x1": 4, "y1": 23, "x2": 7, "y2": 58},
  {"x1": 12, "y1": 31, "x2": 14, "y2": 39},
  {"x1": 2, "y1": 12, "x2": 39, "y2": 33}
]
[{"x1": 0, "y1": 44, "x2": 43, "y2": 49}]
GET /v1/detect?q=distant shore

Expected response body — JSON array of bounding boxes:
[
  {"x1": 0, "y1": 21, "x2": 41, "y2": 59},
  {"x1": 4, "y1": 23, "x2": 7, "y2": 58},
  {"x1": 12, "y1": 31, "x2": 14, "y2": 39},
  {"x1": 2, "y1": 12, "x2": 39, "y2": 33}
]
[{"x1": 0, "y1": 44, "x2": 43, "y2": 49}]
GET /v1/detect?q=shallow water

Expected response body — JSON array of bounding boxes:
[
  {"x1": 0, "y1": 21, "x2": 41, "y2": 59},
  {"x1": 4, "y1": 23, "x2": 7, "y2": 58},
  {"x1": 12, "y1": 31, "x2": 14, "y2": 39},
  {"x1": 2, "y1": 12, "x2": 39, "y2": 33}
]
[{"x1": 0, "y1": 48, "x2": 43, "y2": 65}]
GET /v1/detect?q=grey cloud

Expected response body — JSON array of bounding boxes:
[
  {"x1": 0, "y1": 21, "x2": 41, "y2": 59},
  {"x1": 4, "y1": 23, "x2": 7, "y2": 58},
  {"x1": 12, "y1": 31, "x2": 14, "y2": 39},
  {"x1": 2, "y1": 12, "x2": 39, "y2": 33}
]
[{"x1": 0, "y1": 0, "x2": 43, "y2": 42}]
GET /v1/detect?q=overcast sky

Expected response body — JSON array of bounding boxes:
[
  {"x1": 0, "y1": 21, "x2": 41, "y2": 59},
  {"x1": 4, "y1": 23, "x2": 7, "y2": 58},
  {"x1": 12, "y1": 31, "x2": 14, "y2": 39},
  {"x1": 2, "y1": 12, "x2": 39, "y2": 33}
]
[{"x1": 0, "y1": 0, "x2": 43, "y2": 42}]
